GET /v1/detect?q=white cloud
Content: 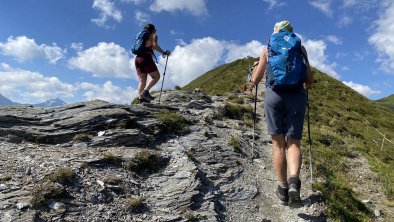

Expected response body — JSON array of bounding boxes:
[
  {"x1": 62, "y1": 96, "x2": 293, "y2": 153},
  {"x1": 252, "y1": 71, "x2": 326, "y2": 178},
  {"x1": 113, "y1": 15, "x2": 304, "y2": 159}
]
[
  {"x1": 156, "y1": 37, "x2": 264, "y2": 87},
  {"x1": 342, "y1": 0, "x2": 357, "y2": 7},
  {"x1": 170, "y1": 30, "x2": 184, "y2": 37},
  {"x1": 78, "y1": 81, "x2": 136, "y2": 104},
  {"x1": 68, "y1": 42, "x2": 135, "y2": 79},
  {"x1": 326, "y1": 35, "x2": 342, "y2": 45},
  {"x1": 353, "y1": 50, "x2": 369, "y2": 61},
  {"x1": 225, "y1": 40, "x2": 263, "y2": 63},
  {"x1": 338, "y1": 15, "x2": 352, "y2": 27},
  {"x1": 0, "y1": 36, "x2": 64, "y2": 64},
  {"x1": 302, "y1": 38, "x2": 340, "y2": 79},
  {"x1": 310, "y1": 0, "x2": 333, "y2": 17},
  {"x1": 262, "y1": 0, "x2": 287, "y2": 10},
  {"x1": 162, "y1": 37, "x2": 225, "y2": 87},
  {"x1": 368, "y1": 2, "x2": 394, "y2": 73},
  {"x1": 120, "y1": 0, "x2": 145, "y2": 4},
  {"x1": 149, "y1": 0, "x2": 208, "y2": 16},
  {"x1": 91, "y1": 0, "x2": 123, "y2": 27},
  {"x1": 135, "y1": 10, "x2": 150, "y2": 25},
  {"x1": 70, "y1": 42, "x2": 84, "y2": 52},
  {"x1": 0, "y1": 63, "x2": 75, "y2": 103},
  {"x1": 342, "y1": 0, "x2": 381, "y2": 12},
  {"x1": 343, "y1": 81, "x2": 381, "y2": 96},
  {"x1": 336, "y1": 52, "x2": 347, "y2": 58}
]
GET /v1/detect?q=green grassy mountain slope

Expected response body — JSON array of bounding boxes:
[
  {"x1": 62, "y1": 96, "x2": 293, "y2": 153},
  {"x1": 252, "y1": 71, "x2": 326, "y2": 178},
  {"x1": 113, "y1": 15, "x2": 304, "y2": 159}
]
[
  {"x1": 184, "y1": 59, "x2": 394, "y2": 221},
  {"x1": 376, "y1": 94, "x2": 394, "y2": 112},
  {"x1": 183, "y1": 57, "x2": 257, "y2": 95}
]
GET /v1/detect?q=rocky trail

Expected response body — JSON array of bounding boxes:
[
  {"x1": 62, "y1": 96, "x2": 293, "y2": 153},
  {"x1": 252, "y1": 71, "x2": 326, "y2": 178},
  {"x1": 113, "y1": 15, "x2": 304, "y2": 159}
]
[
  {"x1": 0, "y1": 88, "x2": 327, "y2": 221},
  {"x1": 223, "y1": 83, "x2": 326, "y2": 222}
]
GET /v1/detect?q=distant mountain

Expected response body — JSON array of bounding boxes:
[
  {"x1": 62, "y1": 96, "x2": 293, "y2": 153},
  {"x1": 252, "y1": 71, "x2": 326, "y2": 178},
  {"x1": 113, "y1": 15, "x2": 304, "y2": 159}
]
[
  {"x1": 0, "y1": 94, "x2": 66, "y2": 107},
  {"x1": 0, "y1": 93, "x2": 18, "y2": 106},
  {"x1": 33, "y1": 98, "x2": 67, "y2": 107},
  {"x1": 376, "y1": 94, "x2": 394, "y2": 112}
]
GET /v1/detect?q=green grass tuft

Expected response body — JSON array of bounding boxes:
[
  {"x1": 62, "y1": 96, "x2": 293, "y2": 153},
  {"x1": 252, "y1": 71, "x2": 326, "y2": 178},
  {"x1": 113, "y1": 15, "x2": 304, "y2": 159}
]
[
  {"x1": 125, "y1": 198, "x2": 145, "y2": 213},
  {"x1": 73, "y1": 133, "x2": 91, "y2": 142},
  {"x1": 223, "y1": 103, "x2": 253, "y2": 120},
  {"x1": 102, "y1": 152, "x2": 122, "y2": 165},
  {"x1": 0, "y1": 174, "x2": 12, "y2": 182},
  {"x1": 154, "y1": 109, "x2": 189, "y2": 134},
  {"x1": 44, "y1": 167, "x2": 76, "y2": 185},
  {"x1": 228, "y1": 94, "x2": 244, "y2": 104},
  {"x1": 125, "y1": 150, "x2": 165, "y2": 174},
  {"x1": 229, "y1": 135, "x2": 241, "y2": 153},
  {"x1": 31, "y1": 181, "x2": 69, "y2": 208},
  {"x1": 186, "y1": 148, "x2": 200, "y2": 164}
]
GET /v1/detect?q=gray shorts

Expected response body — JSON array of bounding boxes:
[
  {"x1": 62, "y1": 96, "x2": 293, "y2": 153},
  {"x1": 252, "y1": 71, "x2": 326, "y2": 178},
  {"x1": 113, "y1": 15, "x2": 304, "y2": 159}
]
[{"x1": 264, "y1": 87, "x2": 306, "y2": 140}]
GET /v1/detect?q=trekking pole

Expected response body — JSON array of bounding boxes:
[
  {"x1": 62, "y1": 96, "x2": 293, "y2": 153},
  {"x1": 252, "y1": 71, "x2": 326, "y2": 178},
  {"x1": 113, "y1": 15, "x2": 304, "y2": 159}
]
[
  {"x1": 158, "y1": 54, "x2": 169, "y2": 104},
  {"x1": 252, "y1": 84, "x2": 258, "y2": 160},
  {"x1": 306, "y1": 90, "x2": 313, "y2": 184}
]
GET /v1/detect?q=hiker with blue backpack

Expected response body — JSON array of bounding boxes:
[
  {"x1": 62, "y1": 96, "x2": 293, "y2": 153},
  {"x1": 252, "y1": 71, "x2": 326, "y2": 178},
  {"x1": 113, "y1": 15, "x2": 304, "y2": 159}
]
[
  {"x1": 248, "y1": 21, "x2": 314, "y2": 207},
  {"x1": 133, "y1": 23, "x2": 170, "y2": 103}
]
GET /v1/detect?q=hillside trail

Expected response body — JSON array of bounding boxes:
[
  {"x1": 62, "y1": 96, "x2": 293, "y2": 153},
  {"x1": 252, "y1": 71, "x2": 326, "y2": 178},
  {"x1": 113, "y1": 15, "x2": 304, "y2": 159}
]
[{"x1": 224, "y1": 82, "x2": 326, "y2": 222}]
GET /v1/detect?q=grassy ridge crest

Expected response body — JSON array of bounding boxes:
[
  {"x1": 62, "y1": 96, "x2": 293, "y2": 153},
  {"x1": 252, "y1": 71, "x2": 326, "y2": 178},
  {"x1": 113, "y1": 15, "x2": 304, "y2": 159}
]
[
  {"x1": 376, "y1": 94, "x2": 394, "y2": 112},
  {"x1": 183, "y1": 57, "x2": 257, "y2": 95}
]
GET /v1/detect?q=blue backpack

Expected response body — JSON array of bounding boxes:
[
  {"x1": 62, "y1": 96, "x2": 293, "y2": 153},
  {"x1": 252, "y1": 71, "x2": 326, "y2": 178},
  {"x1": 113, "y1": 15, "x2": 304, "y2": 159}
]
[
  {"x1": 131, "y1": 29, "x2": 152, "y2": 55},
  {"x1": 266, "y1": 31, "x2": 307, "y2": 91}
]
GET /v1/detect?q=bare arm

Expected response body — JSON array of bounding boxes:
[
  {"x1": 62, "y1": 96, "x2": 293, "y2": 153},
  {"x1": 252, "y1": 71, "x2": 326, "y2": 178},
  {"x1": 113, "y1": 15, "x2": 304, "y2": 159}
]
[
  {"x1": 151, "y1": 34, "x2": 165, "y2": 54},
  {"x1": 251, "y1": 46, "x2": 268, "y2": 86},
  {"x1": 301, "y1": 46, "x2": 314, "y2": 89}
]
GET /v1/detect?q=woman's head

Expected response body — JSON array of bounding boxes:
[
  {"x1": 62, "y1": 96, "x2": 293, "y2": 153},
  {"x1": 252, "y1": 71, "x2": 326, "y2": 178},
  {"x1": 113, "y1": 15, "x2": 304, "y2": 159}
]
[
  {"x1": 144, "y1": 23, "x2": 156, "y2": 33},
  {"x1": 273, "y1": 21, "x2": 293, "y2": 33}
]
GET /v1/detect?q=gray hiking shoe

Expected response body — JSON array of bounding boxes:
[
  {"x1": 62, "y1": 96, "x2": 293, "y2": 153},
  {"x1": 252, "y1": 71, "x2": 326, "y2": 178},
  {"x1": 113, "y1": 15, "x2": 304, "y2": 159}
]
[
  {"x1": 288, "y1": 177, "x2": 302, "y2": 208},
  {"x1": 276, "y1": 185, "x2": 289, "y2": 206},
  {"x1": 141, "y1": 90, "x2": 155, "y2": 100},
  {"x1": 140, "y1": 90, "x2": 151, "y2": 101}
]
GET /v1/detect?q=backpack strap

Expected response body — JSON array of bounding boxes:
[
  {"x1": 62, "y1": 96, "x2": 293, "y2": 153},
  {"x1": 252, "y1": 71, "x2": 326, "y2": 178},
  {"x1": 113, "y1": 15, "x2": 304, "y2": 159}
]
[
  {"x1": 300, "y1": 46, "x2": 310, "y2": 65},
  {"x1": 266, "y1": 36, "x2": 271, "y2": 61}
]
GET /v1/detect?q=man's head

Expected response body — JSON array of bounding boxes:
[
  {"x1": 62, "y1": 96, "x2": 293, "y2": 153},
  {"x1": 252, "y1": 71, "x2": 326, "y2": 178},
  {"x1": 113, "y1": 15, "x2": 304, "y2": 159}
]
[
  {"x1": 273, "y1": 21, "x2": 293, "y2": 33},
  {"x1": 144, "y1": 23, "x2": 156, "y2": 33}
]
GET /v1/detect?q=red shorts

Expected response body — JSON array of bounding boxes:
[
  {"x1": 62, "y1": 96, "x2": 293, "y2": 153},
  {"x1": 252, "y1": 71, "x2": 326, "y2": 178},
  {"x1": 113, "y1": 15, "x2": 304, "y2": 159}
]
[{"x1": 135, "y1": 52, "x2": 158, "y2": 76}]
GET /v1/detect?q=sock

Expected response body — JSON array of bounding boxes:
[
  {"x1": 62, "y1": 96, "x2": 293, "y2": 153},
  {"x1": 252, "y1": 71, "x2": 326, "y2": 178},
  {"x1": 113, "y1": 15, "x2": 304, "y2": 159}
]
[
  {"x1": 279, "y1": 182, "x2": 288, "y2": 189},
  {"x1": 288, "y1": 175, "x2": 300, "y2": 185}
]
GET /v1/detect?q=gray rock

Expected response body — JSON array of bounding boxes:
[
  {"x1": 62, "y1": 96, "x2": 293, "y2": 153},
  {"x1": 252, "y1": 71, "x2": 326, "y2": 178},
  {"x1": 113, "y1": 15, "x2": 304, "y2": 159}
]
[
  {"x1": 0, "y1": 90, "x2": 328, "y2": 221},
  {"x1": 0, "y1": 184, "x2": 7, "y2": 191},
  {"x1": 16, "y1": 201, "x2": 29, "y2": 210},
  {"x1": 374, "y1": 209, "x2": 381, "y2": 217},
  {"x1": 49, "y1": 201, "x2": 66, "y2": 213},
  {"x1": 25, "y1": 166, "x2": 32, "y2": 175}
]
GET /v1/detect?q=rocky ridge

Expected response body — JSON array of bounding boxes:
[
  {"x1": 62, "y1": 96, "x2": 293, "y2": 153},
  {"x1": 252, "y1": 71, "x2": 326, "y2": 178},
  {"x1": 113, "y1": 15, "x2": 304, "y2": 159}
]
[{"x1": 0, "y1": 89, "x2": 326, "y2": 221}]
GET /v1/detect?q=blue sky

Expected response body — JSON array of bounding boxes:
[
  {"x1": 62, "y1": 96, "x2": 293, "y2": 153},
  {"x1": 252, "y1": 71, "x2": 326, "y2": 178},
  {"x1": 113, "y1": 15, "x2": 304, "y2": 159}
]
[{"x1": 1, "y1": 0, "x2": 393, "y2": 104}]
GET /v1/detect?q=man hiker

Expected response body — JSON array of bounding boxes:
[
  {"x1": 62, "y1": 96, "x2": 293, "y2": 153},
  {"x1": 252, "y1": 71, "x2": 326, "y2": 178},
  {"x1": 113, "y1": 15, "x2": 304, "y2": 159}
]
[
  {"x1": 133, "y1": 23, "x2": 171, "y2": 102},
  {"x1": 248, "y1": 21, "x2": 314, "y2": 207}
]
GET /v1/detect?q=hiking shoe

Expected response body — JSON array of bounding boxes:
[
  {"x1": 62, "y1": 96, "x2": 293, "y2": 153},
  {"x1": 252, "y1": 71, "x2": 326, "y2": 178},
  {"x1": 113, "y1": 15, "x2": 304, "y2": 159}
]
[
  {"x1": 140, "y1": 90, "x2": 151, "y2": 101},
  {"x1": 288, "y1": 177, "x2": 302, "y2": 208},
  {"x1": 138, "y1": 97, "x2": 150, "y2": 103},
  {"x1": 276, "y1": 185, "x2": 289, "y2": 206},
  {"x1": 141, "y1": 90, "x2": 155, "y2": 100}
]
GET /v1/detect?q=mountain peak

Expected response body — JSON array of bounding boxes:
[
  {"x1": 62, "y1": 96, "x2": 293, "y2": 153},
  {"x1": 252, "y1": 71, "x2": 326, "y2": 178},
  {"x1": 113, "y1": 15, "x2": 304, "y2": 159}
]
[
  {"x1": 33, "y1": 98, "x2": 67, "y2": 107},
  {"x1": 0, "y1": 93, "x2": 18, "y2": 106}
]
